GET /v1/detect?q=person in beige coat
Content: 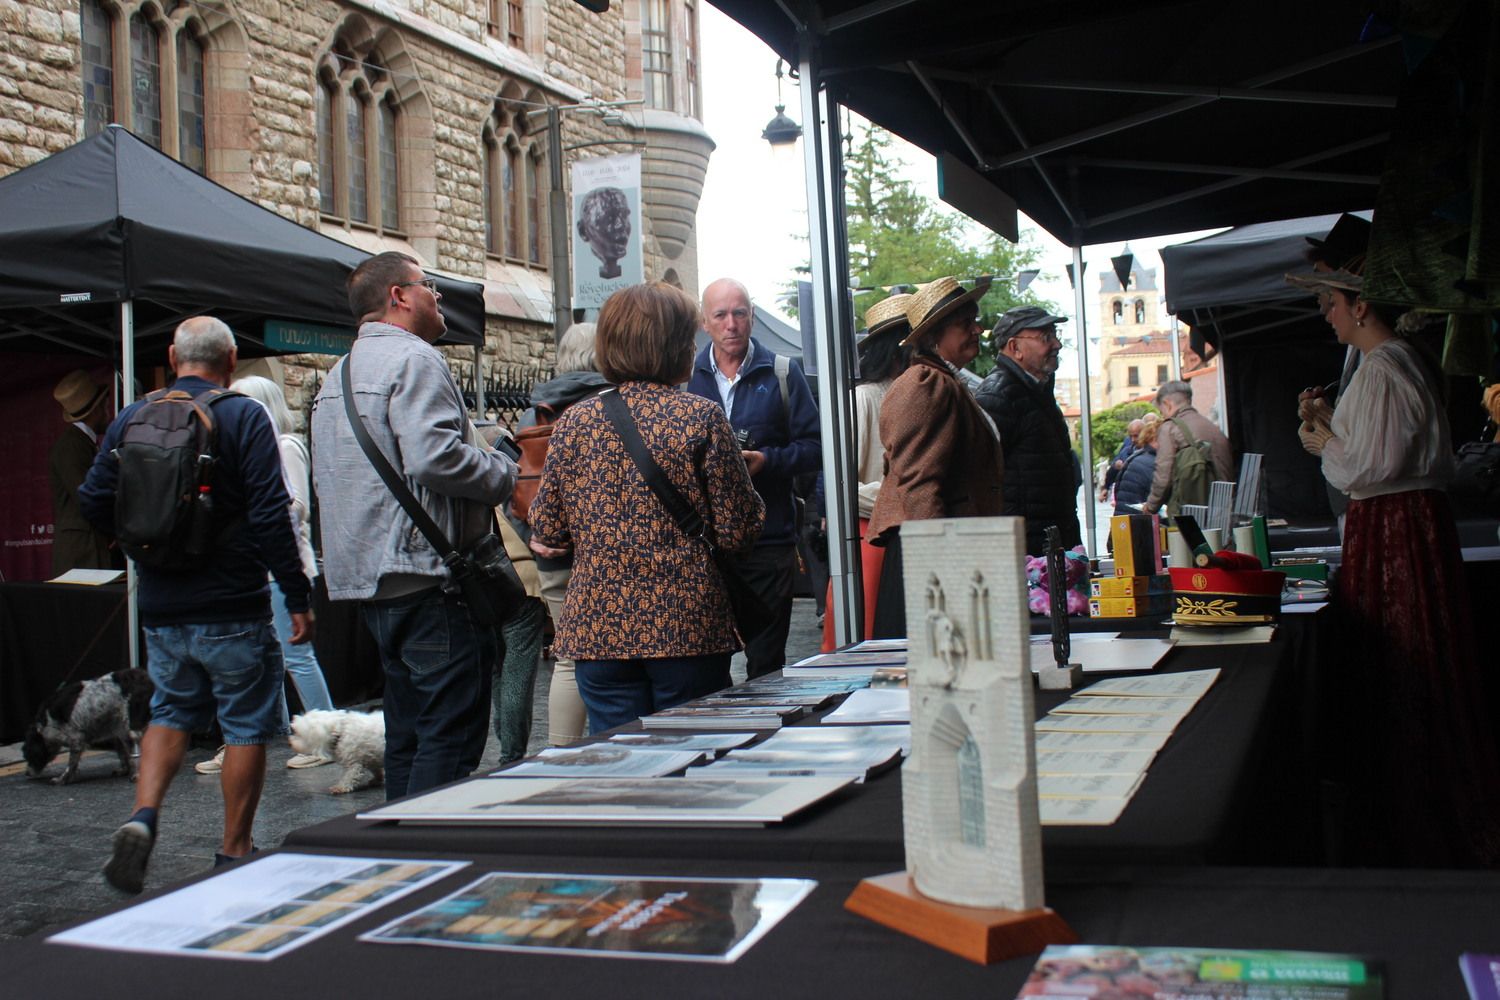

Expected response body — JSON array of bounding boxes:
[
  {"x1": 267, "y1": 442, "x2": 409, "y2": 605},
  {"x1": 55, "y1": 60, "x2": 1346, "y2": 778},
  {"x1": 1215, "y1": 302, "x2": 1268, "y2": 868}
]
[{"x1": 868, "y1": 276, "x2": 1005, "y2": 637}]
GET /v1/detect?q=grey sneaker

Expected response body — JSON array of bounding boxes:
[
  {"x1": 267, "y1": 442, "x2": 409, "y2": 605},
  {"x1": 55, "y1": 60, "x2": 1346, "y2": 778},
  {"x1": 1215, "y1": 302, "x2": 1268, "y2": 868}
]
[
  {"x1": 194, "y1": 746, "x2": 225, "y2": 774},
  {"x1": 103, "y1": 820, "x2": 155, "y2": 894},
  {"x1": 285, "y1": 753, "x2": 333, "y2": 769}
]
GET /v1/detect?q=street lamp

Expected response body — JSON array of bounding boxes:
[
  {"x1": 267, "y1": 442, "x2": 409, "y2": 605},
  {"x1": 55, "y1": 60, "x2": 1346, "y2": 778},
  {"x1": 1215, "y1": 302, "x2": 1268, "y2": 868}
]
[{"x1": 761, "y1": 60, "x2": 802, "y2": 148}]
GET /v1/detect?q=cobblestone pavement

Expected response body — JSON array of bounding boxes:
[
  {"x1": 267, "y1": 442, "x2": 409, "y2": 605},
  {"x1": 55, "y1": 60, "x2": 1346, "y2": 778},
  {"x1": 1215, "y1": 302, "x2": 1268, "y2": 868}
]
[{"x1": 0, "y1": 598, "x2": 825, "y2": 940}]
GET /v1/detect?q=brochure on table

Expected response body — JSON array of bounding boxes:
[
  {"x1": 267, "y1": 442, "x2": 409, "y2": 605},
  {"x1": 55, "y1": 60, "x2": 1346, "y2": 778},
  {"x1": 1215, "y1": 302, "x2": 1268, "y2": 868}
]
[
  {"x1": 492, "y1": 746, "x2": 704, "y2": 779},
  {"x1": 362, "y1": 872, "x2": 814, "y2": 964},
  {"x1": 1015, "y1": 944, "x2": 1383, "y2": 998},
  {"x1": 358, "y1": 775, "x2": 854, "y2": 827},
  {"x1": 47, "y1": 854, "x2": 465, "y2": 960}
]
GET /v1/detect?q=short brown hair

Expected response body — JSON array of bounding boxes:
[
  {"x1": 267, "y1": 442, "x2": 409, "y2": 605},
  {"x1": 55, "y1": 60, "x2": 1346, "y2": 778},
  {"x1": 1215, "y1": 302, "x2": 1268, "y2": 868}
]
[
  {"x1": 347, "y1": 251, "x2": 420, "y2": 322},
  {"x1": 1137, "y1": 421, "x2": 1159, "y2": 448},
  {"x1": 595, "y1": 282, "x2": 700, "y2": 385}
]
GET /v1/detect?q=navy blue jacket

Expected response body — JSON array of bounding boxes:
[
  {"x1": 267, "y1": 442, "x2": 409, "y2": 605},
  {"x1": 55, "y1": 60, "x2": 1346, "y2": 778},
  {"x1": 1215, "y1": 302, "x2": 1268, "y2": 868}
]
[
  {"x1": 79, "y1": 375, "x2": 311, "y2": 626},
  {"x1": 1113, "y1": 446, "x2": 1158, "y2": 514},
  {"x1": 687, "y1": 340, "x2": 821, "y2": 547}
]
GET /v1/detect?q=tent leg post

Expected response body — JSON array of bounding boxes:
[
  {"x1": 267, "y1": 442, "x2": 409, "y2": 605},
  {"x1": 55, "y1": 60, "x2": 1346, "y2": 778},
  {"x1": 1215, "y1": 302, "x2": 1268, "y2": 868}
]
[
  {"x1": 121, "y1": 301, "x2": 140, "y2": 671},
  {"x1": 1072, "y1": 246, "x2": 1098, "y2": 559}
]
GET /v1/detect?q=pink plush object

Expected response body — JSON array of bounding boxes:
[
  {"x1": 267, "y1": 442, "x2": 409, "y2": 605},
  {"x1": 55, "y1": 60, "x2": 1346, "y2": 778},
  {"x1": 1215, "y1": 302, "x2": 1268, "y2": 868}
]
[{"x1": 1026, "y1": 546, "x2": 1090, "y2": 615}]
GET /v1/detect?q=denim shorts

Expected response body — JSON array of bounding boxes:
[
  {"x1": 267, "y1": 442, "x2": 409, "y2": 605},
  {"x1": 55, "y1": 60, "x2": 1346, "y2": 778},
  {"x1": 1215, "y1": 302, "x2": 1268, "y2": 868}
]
[{"x1": 143, "y1": 619, "x2": 285, "y2": 744}]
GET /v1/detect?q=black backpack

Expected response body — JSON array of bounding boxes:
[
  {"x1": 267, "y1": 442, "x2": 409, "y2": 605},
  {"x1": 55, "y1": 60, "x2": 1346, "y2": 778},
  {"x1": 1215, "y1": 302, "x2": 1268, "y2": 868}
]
[{"x1": 113, "y1": 387, "x2": 240, "y2": 571}]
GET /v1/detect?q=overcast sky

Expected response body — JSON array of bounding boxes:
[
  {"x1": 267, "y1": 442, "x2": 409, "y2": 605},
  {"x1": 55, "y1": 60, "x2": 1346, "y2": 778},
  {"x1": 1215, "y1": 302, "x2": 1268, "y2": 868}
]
[{"x1": 692, "y1": 5, "x2": 1221, "y2": 377}]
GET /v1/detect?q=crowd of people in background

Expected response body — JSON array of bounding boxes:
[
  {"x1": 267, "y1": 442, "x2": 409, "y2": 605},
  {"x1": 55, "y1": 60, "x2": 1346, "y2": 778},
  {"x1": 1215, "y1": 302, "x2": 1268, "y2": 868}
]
[{"x1": 45, "y1": 230, "x2": 1500, "y2": 893}]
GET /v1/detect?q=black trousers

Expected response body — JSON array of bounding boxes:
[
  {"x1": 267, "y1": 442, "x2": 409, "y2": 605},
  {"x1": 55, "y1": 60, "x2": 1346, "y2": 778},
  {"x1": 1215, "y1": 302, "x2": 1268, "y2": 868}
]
[
  {"x1": 871, "y1": 533, "x2": 906, "y2": 640},
  {"x1": 726, "y1": 544, "x2": 796, "y2": 680}
]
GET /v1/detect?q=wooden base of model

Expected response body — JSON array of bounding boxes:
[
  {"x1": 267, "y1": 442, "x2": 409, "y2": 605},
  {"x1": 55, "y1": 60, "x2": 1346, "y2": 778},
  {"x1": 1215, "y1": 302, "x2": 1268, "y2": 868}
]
[{"x1": 845, "y1": 871, "x2": 1077, "y2": 965}]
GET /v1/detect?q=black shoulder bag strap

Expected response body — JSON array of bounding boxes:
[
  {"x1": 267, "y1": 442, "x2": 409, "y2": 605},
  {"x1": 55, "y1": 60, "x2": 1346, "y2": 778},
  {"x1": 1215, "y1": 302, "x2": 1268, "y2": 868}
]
[
  {"x1": 340, "y1": 352, "x2": 462, "y2": 571},
  {"x1": 600, "y1": 388, "x2": 775, "y2": 638},
  {"x1": 600, "y1": 388, "x2": 710, "y2": 545}
]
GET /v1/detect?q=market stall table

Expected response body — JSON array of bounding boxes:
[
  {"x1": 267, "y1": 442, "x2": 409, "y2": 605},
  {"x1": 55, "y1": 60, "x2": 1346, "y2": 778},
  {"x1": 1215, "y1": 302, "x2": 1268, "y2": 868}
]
[{"x1": 5, "y1": 847, "x2": 1492, "y2": 1000}]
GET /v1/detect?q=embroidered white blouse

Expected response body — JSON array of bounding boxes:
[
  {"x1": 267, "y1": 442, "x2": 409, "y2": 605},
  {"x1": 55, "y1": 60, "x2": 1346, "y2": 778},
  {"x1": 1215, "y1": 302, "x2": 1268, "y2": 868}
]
[{"x1": 1321, "y1": 338, "x2": 1454, "y2": 500}]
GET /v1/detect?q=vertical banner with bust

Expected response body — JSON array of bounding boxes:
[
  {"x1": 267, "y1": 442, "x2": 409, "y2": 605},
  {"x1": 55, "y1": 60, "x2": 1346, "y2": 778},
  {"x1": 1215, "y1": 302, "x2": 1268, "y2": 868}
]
[{"x1": 571, "y1": 153, "x2": 643, "y2": 309}]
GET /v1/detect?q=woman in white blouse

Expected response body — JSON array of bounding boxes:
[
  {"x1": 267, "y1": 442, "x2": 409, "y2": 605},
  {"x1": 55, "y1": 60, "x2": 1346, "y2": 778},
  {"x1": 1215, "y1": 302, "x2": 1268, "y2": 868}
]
[
  {"x1": 1293, "y1": 268, "x2": 1500, "y2": 867},
  {"x1": 820, "y1": 295, "x2": 912, "y2": 651}
]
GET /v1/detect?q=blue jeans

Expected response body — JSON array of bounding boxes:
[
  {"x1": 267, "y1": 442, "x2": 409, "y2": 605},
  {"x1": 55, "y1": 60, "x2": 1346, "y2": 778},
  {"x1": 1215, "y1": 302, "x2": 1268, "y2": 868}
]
[
  {"x1": 574, "y1": 654, "x2": 731, "y2": 733},
  {"x1": 362, "y1": 587, "x2": 495, "y2": 799},
  {"x1": 271, "y1": 579, "x2": 334, "y2": 731},
  {"x1": 492, "y1": 598, "x2": 544, "y2": 764},
  {"x1": 143, "y1": 619, "x2": 284, "y2": 744}
]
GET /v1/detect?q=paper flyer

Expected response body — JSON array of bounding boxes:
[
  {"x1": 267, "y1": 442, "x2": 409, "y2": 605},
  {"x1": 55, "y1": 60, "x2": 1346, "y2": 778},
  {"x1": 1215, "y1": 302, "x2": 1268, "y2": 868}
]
[
  {"x1": 48, "y1": 853, "x2": 466, "y2": 960},
  {"x1": 1016, "y1": 944, "x2": 1383, "y2": 998},
  {"x1": 571, "y1": 153, "x2": 643, "y2": 308},
  {"x1": 361, "y1": 872, "x2": 815, "y2": 963}
]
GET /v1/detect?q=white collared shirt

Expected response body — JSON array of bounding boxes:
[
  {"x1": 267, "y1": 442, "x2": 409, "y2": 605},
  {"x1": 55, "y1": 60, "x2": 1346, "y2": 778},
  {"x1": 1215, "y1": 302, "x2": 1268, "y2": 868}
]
[
  {"x1": 710, "y1": 349, "x2": 747, "y2": 419},
  {"x1": 72, "y1": 421, "x2": 99, "y2": 446}
]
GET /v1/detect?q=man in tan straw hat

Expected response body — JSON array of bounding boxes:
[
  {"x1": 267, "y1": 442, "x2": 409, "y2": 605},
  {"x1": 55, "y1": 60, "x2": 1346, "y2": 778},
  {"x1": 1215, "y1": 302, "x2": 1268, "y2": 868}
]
[
  {"x1": 975, "y1": 304, "x2": 1082, "y2": 556},
  {"x1": 49, "y1": 370, "x2": 114, "y2": 573}
]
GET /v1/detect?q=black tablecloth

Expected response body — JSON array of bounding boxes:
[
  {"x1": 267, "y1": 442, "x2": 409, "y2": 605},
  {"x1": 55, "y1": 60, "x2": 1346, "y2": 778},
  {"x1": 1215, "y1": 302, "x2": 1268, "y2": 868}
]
[
  {"x1": 285, "y1": 636, "x2": 1317, "y2": 867},
  {"x1": 6, "y1": 847, "x2": 1493, "y2": 1000},
  {"x1": 0, "y1": 579, "x2": 383, "y2": 743}
]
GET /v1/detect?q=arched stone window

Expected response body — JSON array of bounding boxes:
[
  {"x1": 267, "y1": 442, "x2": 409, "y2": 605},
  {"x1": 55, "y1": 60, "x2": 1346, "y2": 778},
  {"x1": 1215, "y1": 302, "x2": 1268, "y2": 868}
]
[
  {"x1": 1134, "y1": 299, "x2": 1146, "y2": 324},
  {"x1": 1111, "y1": 299, "x2": 1123, "y2": 324},
  {"x1": 315, "y1": 21, "x2": 430, "y2": 241},
  {"x1": 482, "y1": 89, "x2": 548, "y2": 270},
  {"x1": 79, "y1": 1, "x2": 229, "y2": 177}
]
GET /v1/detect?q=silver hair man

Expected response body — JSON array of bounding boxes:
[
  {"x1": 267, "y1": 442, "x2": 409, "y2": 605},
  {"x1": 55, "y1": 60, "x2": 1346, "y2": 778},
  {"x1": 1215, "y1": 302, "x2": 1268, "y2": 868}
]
[{"x1": 172, "y1": 316, "x2": 237, "y2": 370}]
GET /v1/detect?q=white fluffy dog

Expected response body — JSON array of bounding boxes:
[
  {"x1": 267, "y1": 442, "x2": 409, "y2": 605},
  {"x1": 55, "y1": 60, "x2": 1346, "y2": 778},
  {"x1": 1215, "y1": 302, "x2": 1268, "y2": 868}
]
[{"x1": 288, "y1": 710, "x2": 384, "y2": 794}]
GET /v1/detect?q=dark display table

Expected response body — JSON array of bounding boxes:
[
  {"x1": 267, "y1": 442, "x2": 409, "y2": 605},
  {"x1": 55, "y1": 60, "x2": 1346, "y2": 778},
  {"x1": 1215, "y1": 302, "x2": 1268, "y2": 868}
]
[
  {"x1": 6, "y1": 848, "x2": 1493, "y2": 1000},
  {"x1": 285, "y1": 635, "x2": 1317, "y2": 867}
]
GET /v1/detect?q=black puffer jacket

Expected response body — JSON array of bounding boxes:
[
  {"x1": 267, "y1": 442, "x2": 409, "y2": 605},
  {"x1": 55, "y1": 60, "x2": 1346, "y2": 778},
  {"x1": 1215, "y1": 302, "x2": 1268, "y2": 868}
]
[
  {"x1": 1112, "y1": 446, "x2": 1157, "y2": 514},
  {"x1": 974, "y1": 355, "x2": 1082, "y2": 555}
]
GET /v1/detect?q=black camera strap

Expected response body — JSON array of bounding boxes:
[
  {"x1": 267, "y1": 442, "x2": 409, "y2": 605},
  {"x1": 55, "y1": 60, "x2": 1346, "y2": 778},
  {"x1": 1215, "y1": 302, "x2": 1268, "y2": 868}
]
[{"x1": 340, "y1": 352, "x2": 464, "y2": 569}]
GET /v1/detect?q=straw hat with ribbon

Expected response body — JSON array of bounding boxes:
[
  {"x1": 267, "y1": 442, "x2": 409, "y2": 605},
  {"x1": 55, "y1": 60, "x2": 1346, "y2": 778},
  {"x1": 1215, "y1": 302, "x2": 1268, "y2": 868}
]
[
  {"x1": 900, "y1": 275, "x2": 993, "y2": 348},
  {"x1": 53, "y1": 370, "x2": 108, "y2": 422},
  {"x1": 1285, "y1": 267, "x2": 1363, "y2": 295},
  {"x1": 858, "y1": 293, "x2": 913, "y2": 353}
]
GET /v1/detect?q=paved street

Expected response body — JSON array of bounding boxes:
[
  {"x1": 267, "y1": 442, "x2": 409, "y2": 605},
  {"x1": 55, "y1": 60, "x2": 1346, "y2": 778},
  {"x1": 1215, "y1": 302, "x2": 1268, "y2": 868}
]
[{"x1": 0, "y1": 598, "x2": 825, "y2": 941}]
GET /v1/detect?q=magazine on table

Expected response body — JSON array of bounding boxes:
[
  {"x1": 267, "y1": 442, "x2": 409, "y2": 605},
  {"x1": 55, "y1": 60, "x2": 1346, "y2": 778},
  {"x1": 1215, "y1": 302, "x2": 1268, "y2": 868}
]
[
  {"x1": 847, "y1": 637, "x2": 908, "y2": 652},
  {"x1": 819, "y1": 687, "x2": 910, "y2": 724},
  {"x1": 607, "y1": 732, "x2": 756, "y2": 755},
  {"x1": 639, "y1": 704, "x2": 805, "y2": 730},
  {"x1": 1078, "y1": 668, "x2": 1220, "y2": 699},
  {"x1": 1037, "y1": 772, "x2": 1145, "y2": 800},
  {"x1": 48, "y1": 854, "x2": 465, "y2": 960},
  {"x1": 731, "y1": 676, "x2": 871, "y2": 697},
  {"x1": 1038, "y1": 795, "x2": 1132, "y2": 826},
  {"x1": 1049, "y1": 695, "x2": 1202, "y2": 717},
  {"x1": 1462, "y1": 953, "x2": 1500, "y2": 1000},
  {"x1": 1035, "y1": 748, "x2": 1155, "y2": 776},
  {"x1": 1014, "y1": 944, "x2": 1383, "y2": 998},
  {"x1": 491, "y1": 746, "x2": 704, "y2": 779},
  {"x1": 680, "y1": 693, "x2": 836, "y2": 710},
  {"x1": 788, "y1": 649, "x2": 909, "y2": 669},
  {"x1": 357, "y1": 776, "x2": 854, "y2": 827},
  {"x1": 1033, "y1": 730, "x2": 1171, "y2": 753},
  {"x1": 361, "y1": 872, "x2": 815, "y2": 963},
  {"x1": 755, "y1": 723, "x2": 912, "y2": 757},
  {"x1": 1036, "y1": 712, "x2": 1183, "y2": 735},
  {"x1": 693, "y1": 744, "x2": 902, "y2": 782}
]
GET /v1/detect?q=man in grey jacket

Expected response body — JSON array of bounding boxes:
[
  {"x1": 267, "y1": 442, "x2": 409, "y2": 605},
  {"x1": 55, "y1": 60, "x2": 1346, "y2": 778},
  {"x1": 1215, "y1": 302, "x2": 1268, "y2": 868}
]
[{"x1": 312, "y1": 252, "x2": 516, "y2": 799}]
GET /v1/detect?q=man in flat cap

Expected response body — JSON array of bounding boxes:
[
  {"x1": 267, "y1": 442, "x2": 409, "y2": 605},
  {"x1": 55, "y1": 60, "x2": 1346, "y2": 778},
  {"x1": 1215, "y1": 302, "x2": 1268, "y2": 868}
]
[
  {"x1": 975, "y1": 306, "x2": 1082, "y2": 556},
  {"x1": 49, "y1": 370, "x2": 115, "y2": 574}
]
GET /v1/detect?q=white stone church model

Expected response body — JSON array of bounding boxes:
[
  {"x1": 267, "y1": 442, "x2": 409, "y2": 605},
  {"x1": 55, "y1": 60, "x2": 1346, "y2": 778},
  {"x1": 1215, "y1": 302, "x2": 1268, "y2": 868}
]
[{"x1": 899, "y1": 517, "x2": 1045, "y2": 911}]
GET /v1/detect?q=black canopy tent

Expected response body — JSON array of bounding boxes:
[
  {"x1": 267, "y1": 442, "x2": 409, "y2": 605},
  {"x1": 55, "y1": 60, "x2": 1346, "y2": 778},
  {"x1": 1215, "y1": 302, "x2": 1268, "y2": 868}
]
[
  {"x1": 1160, "y1": 215, "x2": 1362, "y2": 517},
  {"x1": 0, "y1": 125, "x2": 488, "y2": 669},
  {"x1": 0, "y1": 125, "x2": 484, "y2": 363}
]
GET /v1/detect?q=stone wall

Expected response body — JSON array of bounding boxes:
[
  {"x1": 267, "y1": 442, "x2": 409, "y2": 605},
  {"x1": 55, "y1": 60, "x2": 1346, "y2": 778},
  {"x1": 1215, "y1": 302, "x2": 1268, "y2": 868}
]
[{"x1": 1, "y1": 0, "x2": 709, "y2": 426}]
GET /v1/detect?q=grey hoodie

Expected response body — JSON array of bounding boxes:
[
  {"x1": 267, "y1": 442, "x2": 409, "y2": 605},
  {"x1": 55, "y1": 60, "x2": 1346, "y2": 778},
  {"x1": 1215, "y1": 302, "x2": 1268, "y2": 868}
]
[{"x1": 311, "y1": 322, "x2": 516, "y2": 601}]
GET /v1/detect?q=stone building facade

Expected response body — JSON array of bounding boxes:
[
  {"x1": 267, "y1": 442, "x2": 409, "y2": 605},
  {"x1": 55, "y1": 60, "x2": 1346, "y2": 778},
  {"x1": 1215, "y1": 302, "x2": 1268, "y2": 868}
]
[
  {"x1": 0, "y1": 0, "x2": 712, "y2": 422},
  {"x1": 1096, "y1": 264, "x2": 1175, "y2": 409}
]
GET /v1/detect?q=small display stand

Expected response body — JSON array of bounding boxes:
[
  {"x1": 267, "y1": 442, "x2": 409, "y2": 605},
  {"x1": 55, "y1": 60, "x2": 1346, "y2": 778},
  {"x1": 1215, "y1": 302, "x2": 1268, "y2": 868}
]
[{"x1": 845, "y1": 872, "x2": 1076, "y2": 965}]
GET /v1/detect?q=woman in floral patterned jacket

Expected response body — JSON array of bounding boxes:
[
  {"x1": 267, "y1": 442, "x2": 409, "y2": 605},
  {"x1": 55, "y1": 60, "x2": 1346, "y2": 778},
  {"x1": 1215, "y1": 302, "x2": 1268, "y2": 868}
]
[{"x1": 529, "y1": 282, "x2": 765, "y2": 732}]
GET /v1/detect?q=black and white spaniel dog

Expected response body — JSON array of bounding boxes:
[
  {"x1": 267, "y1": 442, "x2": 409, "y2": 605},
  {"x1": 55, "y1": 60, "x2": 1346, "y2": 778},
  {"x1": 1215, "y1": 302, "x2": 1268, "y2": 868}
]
[{"x1": 23, "y1": 669, "x2": 153, "y2": 785}]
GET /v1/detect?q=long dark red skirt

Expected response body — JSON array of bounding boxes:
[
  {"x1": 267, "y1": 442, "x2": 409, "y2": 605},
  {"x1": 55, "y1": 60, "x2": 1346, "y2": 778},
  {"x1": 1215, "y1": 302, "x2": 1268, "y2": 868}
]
[{"x1": 1336, "y1": 489, "x2": 1500, "y2": 867}]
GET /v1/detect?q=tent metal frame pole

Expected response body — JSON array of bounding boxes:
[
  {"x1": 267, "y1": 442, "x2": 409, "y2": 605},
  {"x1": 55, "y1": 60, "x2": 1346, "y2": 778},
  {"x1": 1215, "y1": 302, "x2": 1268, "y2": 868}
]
[
  {"x1": 1072, "y1": 246, "x2": 1098, "y2": 558},
  {"x1": 121, "y1": 300, "x2": 140, "y2": 671},
  {"x1": 799, "y1": 30, "x2": 863, "y2": 646}
]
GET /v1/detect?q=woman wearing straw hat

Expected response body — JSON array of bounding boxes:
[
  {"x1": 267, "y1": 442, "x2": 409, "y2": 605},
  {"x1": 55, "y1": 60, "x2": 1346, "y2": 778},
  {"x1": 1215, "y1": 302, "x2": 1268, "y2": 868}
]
[
  {"x1": 819, "y1": 294, "x2": 913, "y2": 651},
  {"x1": 867, "y1": 276, "x2": 1005, "y2": 637}
]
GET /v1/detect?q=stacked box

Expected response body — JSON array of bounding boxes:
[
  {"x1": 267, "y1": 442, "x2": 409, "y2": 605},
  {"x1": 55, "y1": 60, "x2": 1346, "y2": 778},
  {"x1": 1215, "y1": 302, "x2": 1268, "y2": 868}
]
[
  {"x1": 1089, "y1": 595, "x2": 1173, "y2": 619},
  {"x1": 1089, "y1": 574, "x2": 1172, "y2": 598},
  {"x1": 1110, "y1": 514, "x2": 1162, "y2": 577}
]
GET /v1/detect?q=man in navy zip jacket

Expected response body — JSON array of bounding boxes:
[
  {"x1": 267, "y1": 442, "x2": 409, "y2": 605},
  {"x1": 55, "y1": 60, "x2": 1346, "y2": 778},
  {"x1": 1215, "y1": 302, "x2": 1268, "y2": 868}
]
[
  {"x1": 80, "y1": 316, "x2": 312, "y2": 894},
  {"x1": 688, "y1": 278, "x2": 821, "y2": 678}
]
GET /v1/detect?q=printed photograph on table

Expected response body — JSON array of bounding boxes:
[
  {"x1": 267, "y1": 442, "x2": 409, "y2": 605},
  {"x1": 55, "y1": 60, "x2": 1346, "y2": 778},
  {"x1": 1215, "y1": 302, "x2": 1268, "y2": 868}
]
[
  {"x1": 361, "y1": 872, "x2": 815, "y2": 963},
  {"x1": 1015, "y1": 944, "x2": 1383, "y2": 999}
]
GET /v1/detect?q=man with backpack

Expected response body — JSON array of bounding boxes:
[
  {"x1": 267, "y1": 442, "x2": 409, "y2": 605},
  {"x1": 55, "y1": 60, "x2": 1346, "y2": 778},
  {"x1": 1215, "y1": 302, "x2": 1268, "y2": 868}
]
[
  {"x1": 1143, "y1": 380, "x2": 1234, "y2": 516},
  {"x1": 688, "y1": 278, "x2": 821, "y2": 679},
  {"x1": 79, "y1": 316, "x2": 313, "y2": 894}
]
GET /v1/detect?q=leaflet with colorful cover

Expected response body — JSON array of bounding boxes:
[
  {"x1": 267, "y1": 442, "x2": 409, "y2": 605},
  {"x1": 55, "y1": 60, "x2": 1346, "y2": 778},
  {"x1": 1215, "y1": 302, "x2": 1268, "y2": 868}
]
[
  {"x1": 361, "y1": 872, "x2": 814, "y2": 963},
  {"x1": 1016, "y1": 945, "x2": 1383, "y2": 998}
]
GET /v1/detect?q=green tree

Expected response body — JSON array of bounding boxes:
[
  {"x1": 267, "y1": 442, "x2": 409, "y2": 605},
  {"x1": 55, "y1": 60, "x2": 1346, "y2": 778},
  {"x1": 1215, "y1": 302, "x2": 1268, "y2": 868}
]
[{"x1": 836, "y1": 123, "x2": 1057, "y2": 377}]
